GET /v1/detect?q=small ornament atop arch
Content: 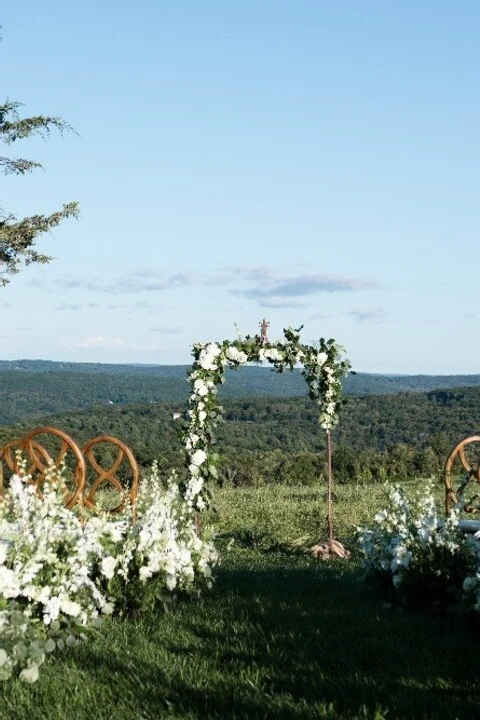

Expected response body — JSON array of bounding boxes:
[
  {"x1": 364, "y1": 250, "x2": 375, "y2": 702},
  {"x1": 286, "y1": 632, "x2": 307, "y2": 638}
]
[{"x1": 259, "y1": 318, "x2": 270, "y2": 344}]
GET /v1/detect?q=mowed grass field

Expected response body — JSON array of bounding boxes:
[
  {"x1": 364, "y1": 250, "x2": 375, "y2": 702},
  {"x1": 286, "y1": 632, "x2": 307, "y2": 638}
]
[{"x1": 1, "y1": 482, "x2": 479, "y2": 720}]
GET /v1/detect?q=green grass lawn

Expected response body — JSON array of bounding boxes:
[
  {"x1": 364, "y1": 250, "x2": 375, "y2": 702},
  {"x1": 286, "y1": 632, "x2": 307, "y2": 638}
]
[{"x1": 1, "y1": 481, "x2": 479, "y2": 720}]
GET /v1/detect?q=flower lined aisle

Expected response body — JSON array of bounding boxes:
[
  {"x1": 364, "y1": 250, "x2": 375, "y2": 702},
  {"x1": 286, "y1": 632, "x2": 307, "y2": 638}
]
[
  {"x1": 0, "y1": 462, "x2": 217, "y2": 682},
  {"x1": 0, "y1": 324, "x2": 353, "y2": 683}
]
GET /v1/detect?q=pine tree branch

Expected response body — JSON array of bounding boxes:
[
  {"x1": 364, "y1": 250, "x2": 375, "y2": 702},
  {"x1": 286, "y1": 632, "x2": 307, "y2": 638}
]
[
  {"x1": 0, "y1": 202, "x2": 79, "y2": 285},
  {"x1": 0, "y1": 100, "x2": 75, "y2": 143},
  {"x1": 0, "y1": 156, "x2": 43, "y2": 174}
]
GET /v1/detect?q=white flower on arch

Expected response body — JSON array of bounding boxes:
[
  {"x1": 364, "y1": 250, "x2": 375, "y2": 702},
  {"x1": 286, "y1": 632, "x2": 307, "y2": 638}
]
[{"x1": 180, "y1": 326, "x2": 351, "y2": 509}]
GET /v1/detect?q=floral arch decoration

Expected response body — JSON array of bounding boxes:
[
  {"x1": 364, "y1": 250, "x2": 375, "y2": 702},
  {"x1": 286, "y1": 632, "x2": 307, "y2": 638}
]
[{"x1": 179, "y1": 326, "x2": 351, "y2": 552}]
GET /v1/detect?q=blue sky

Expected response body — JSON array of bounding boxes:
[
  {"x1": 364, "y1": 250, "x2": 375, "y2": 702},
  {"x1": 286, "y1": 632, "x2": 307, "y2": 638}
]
[{"x1": 1, "y1": 1, "x2": 479, "y2": 374}]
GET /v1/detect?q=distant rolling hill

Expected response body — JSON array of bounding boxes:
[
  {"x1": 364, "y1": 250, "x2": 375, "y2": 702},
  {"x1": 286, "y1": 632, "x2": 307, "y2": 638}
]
[
  {"x1": 2, "y1": 359, "x2": 480, "y2": 425},
  {"x1": 2, "y1": 386, "x2": 480, "y2": 480}
]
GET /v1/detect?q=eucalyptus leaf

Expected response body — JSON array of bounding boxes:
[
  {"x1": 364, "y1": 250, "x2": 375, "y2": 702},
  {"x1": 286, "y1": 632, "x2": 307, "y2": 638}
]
[{"x1": 44, "y1": 638, "x2": 56, "y2": 653}]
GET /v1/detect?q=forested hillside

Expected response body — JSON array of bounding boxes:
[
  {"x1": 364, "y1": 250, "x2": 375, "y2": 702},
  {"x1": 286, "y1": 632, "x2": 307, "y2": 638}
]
[
  {"x1": 2, "y1": 386, "x2": 480, "y2": 486},
  {"x1": 3, "y1": 361, "x2": 480, "y2": 425}
]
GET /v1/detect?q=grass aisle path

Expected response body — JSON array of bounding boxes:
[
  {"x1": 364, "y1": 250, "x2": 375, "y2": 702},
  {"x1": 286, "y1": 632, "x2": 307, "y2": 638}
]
[{"x1": 1, "y1": 545, "x2": 480, "y2": 719}]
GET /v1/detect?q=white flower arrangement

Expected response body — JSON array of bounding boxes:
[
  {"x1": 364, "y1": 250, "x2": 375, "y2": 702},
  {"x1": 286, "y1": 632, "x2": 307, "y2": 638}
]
[
  {"x1": 0, "y1": 461, "x2": 218, "y2": 682},
  {"x1": 357, "y1": 480, "x2": 480, "y2": 609},
  {"x1": 181, "y1": 327, "x2": 351, "y2": 510}
]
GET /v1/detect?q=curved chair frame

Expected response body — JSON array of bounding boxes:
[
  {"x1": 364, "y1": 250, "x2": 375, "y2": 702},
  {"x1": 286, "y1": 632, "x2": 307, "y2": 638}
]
[
  {"x1": 17, "y1": 426, "x2": 86, "y2": 509},
  {"x1": 444, "y1": 435, "x2": 480, "y2": 514},
  {"x1": 81, "y1": 434, "x2": 139, "y2": 515},
  {"x1": 1, "y1": 427, "x2": 139, "y2": 517},
  {"x1": 0, "y1": 437, "x2": 51, "y2": 494}
]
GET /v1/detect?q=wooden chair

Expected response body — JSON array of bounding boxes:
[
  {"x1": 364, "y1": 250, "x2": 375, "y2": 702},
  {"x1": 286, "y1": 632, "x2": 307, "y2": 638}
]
[
  {"x1": 0, "y1": 436, "x2": 51, "y2": 495},
  {"x1": 1, "y1": 426, "x2": 86, "y2": 509},
  {"x1": 0, "y1": 427, "x2": 139, "y2": 517},
  {"x1": 444, "y1": 435, "x2": 480, "y2": 515},
  {"x1": 81, "y1": 434, "x2": 139, "y2": 516}
]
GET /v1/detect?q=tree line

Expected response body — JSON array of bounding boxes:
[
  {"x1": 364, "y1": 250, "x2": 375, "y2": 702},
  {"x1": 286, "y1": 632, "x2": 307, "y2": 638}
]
[
  {"x1": 3, "y1": 366, "x2": 480, "y2": 426},
  {"x1": 1, "y1": 386, "x2": 479, "y2": 485}
]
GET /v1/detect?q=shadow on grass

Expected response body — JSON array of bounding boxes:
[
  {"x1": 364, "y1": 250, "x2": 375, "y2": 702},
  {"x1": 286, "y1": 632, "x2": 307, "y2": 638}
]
[{"x1": 2, "y1": 554, "x2": 480, "y2": 720}]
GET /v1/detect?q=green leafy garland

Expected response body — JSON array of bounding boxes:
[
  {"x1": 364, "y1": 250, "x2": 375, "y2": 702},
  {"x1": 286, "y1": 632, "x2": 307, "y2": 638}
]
[{"x1": 178, "y1": 326, "x2": 351, "y2": 511}]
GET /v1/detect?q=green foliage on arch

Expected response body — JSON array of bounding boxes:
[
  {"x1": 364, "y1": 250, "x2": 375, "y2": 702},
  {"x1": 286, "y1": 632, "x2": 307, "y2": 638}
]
[{"x1": 178, "y1": 326, "x2": 351, "y2": 510}]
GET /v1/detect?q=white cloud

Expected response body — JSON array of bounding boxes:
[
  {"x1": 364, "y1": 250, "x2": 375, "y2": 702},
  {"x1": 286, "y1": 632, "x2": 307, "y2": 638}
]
[
  {"x1": 28, "y1": 267, "x2": 380, "y2": 315},
  {"x1": 310, "y1": 306, "x2": 389, "y2": 324},
  {"x1": 257, "y1": 297, "x2": 308, "y2": 309},
  {"x1": 61, "y1": 336, "x2": 166, "y2": 352},
  {"x1": 54, "y1": 303, "x2": 83, "y2": 311},
  {"x1": 150, "y1": 326, "x2": 183, "y2": 334},
  {"x1": 68, "y1": 336, "x2": 126, "y2": 349},
  {"x1": 234, "y1": 272, "x2": 379, "y2": 303},
  {"x1": 347, "y1": 307, "x2": 389, "y2": 323}
]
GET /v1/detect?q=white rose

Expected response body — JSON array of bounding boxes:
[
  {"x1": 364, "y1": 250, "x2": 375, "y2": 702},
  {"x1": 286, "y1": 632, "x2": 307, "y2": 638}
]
[
  {"x1": 263, "y1": 348, "x2": 283, "y2": 362},
  {"x1": 19, "y1": 666, "x2": 39, "y2": 683},
  {"x1": 191, "y1": 449, "x2": 207, "y2": 466},
  {"x1": 226, "y1": 347, "x2": 248, "y2": 364},
  {"x1": 198, "y1": 344, "x2": 222, "y2": 370},
  {"x1": 102, "y1": 602, "x2": 115, "y2": 615},
  {"x1": 194, "y1": 379, "x2": 210, "y2": 397},
  {"x1": 189, "y1": 478, "x2": 204, "y2": 495},
  {"x1": 60, "y1": 599, "x2": 82, "y2": 617},
  {"x1": 186, "y1": 433, "x2": 199, "y2": 449}
]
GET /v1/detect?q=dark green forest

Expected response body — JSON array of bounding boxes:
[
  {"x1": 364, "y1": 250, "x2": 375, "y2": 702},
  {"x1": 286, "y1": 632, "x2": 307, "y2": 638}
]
[
  {"x1": 3, "y1": 362, "x2": 480, "y2": 426},
  {"x1": 2, "y1": 361, "x2": 480, "y2": 486}
]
